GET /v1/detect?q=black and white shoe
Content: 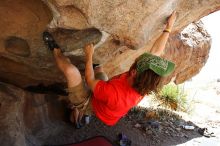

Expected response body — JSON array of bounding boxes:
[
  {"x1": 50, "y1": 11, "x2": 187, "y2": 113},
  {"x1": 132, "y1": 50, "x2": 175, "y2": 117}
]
[
  {"x1": 93, "y1": 64, "x2": 100, "y2": 69},
  {"x1": 42, "y1": 31, "x2": 60, "y2": 51}
]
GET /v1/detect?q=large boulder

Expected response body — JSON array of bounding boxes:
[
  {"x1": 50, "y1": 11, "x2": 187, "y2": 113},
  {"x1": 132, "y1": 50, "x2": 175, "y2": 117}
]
[
  {"x1": 0, "y1": 82, "x2": 67, "y2": 146},
  {"x1": 0, "y1": 0, "x2": 218, "y2": 88},
  {"x1": 164, "y1": 21, "x2": 211, "y2": 84},
  {"x1": 47, "y1": 0, "x2": 219, "y2": 49},
  {"x1": 103, "y1": 21, "x2": 211, "y2": 85},
  {"x1": 0, "y1": 0, "x2": 62, "y2": 88},
  {"x1": 0, "y1": 83, "x2": 26, "y2": 146},
  {"x1": 0, "y1": 1, "x2": 215, "y2": 145}
]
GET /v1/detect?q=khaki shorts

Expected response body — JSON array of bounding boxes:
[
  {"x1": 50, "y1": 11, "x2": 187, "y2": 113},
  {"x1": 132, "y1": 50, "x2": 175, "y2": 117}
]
[{"x1": 66, "y1": 72, "x2": 108, "y2": 115}]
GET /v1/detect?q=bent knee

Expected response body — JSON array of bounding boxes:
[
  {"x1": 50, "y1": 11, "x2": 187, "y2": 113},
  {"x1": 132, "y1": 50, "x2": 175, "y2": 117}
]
[
  {"x1": 63, "y1": 65, "x2": 78, "y2": 75},
  {"x1": 64, "y1": 66, "x2": 81, "y2": 81}
]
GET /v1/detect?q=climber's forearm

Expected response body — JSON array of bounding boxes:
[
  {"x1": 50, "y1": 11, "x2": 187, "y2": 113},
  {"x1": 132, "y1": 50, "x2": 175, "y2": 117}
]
[
  {"x1": 85, "y1": 54, "x2": 99, "y2": 91},
  {"x1": 149, "y1": 11, "x2": 176, "y2": 56},
  {"x1": 149, "y1": 31, "x2": 170, "y2": 56}
]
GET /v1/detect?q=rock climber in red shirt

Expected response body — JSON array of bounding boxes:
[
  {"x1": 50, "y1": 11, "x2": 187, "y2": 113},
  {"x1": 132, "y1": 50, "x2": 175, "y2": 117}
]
[{"x1": 43, "y1": 11, "x2": 177, "y2": 128}]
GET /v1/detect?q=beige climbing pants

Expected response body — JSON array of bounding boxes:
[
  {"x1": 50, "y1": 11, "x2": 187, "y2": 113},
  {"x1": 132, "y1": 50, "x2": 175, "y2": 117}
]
[{"x1": 66, "y1": 72, "x2": 108, "y2": 115}]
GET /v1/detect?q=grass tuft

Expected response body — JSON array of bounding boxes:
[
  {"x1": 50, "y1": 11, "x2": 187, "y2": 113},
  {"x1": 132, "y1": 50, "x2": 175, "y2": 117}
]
[{"x1": 151, "y1": 83, "x2": 188, "y2": 111}]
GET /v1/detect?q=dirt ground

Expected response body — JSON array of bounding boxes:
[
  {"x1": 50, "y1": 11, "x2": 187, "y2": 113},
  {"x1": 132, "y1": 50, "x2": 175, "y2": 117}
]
[
  {"x1": 30, "y1": 80, "x2": 220, "y2": 146},
  {"x1": 33, "y1": 107, "x2": 201, "y2": 146}
]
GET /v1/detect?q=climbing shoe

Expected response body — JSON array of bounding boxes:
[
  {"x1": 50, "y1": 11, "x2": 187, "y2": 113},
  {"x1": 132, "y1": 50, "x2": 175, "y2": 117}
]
[
  {"x1": 118, "y1": 133, "x2": 131, "y2": 146},
  {"x1": 42, "y1": 31, "x2": 60, "y2": 51},
  {"x1": 75, "y1": 122, "x2": 82, "y2": 129},
  {"x1": 198, "y1": 128, "x2": 215, "y2": 138},
  {"x1": 93, "y1": 64, "x2": 100, "y2": 68}
]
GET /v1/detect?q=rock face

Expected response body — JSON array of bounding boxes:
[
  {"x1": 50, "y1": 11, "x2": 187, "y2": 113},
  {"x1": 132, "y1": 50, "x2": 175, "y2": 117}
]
[
  {"x1": 0, "y1": 0, "x2": 218, "y2": 88},
  {"x1": 0, "y1": 83, "x2": 26, "y2": 146},
  {"x1": 0, "y1": 82, "x2": 67, "y2": 146},
  {"x1": 0, "y1": 1, "x2": 217, "y2": 145},
  {"x1": 0, "y1": 0, "x2": 62, "y2": 88},
  {"x1": 103, "y1": 21, "x2": 211, "y2": 85},
  {"x1": 47, "y1": 0, "x2": 218, "y2": 49},
  {"x1": 165, "y1": 21, "x2": 211, "y2": 84}
]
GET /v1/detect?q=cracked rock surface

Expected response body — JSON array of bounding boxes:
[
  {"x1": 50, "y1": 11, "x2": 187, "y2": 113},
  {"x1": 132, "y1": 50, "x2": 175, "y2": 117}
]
[{"x1": 0, "y1": 0, "x2": 216, "y2": 88}]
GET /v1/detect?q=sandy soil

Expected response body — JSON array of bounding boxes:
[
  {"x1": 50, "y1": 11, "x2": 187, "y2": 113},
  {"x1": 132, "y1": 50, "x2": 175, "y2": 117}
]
[
  {"x1": 30, "y1": 80, "x2": 220, "y2": 146},
  {"x1": 37, "y1": 108, "x2": 200, "y2": 146}
]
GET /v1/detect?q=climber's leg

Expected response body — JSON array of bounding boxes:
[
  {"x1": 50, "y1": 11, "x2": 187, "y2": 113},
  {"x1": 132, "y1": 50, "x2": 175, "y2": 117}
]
[
  {"x1": 42, "y1": 31, "x2": 82, "y2": 87},
  {"x1": 53, "y1": 49, "x2": 82, "y2": 87},
  {"x1": 53, "y1": 49, "x2": 86, "y2": 128},
  {"x1": 68, "y1": 64, "x2": 110, "y2": 126},
  {"x1": 43, "y1": 31, "x2": 85, "y2": 128}
]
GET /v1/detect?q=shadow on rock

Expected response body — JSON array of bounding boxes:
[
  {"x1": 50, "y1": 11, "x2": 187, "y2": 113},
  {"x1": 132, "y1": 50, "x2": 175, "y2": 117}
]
[{"x1": 0, "y1": 82, "x2": 202, "y2": 146}]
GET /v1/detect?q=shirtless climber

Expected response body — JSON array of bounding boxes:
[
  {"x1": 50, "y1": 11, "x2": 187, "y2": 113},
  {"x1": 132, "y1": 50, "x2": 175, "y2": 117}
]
[{"x1": 43, "y1": 11, "x2": 177, "y2": 128}]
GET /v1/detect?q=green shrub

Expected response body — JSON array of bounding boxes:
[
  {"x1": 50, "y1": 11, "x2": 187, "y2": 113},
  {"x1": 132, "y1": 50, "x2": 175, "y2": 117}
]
[{"x1": 151, "y1": 83, "x2": 187, "y2": 111}]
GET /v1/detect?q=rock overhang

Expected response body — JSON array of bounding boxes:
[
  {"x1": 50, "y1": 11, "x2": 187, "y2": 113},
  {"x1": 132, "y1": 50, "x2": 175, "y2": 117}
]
[{"x1": 0, "y1": 0, "x2": 219, "y2": 88}]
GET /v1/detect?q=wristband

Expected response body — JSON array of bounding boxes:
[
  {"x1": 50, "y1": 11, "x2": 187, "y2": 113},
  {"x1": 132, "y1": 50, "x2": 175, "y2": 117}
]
[{"x1": 163, "y1": 28, "x2": 171, "y2": 33}]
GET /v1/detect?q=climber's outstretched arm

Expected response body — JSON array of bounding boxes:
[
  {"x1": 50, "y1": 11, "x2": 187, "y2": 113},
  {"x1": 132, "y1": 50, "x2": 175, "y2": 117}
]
[
  {"x1": 149, "y1": 11, "x2": 177, "y2": 56},
  {"x1": 84, "y1": 44, "x2": 99, "y2": 91}
]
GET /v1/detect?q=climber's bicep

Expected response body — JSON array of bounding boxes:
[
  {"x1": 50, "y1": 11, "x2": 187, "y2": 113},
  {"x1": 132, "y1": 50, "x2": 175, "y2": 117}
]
[{"x1": 87, "y1": 79, "x2": 100, "y2": 92}]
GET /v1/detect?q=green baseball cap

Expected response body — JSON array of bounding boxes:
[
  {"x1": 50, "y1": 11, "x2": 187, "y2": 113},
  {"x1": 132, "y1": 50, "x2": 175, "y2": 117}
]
[{"x1": 136, "y1": 53, "x2": 175, "y2": 77}]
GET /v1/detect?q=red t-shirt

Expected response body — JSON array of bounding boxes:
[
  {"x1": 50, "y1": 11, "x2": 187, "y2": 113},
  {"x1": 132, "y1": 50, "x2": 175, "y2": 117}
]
[{"x1": 92, "y1": 72, "x2": 142, "y2": 126}]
